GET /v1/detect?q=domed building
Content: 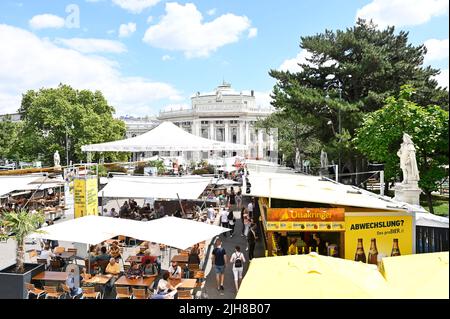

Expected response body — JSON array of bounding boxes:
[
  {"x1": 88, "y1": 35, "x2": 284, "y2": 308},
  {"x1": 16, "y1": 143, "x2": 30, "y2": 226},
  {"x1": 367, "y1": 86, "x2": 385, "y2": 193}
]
[{"x1": 158, "y1": 82, "x2": 277, "y2": 162}]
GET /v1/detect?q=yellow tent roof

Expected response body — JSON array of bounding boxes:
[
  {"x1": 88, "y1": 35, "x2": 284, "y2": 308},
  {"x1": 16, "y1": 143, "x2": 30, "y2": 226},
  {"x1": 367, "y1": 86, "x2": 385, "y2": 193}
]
[
  {"x1": 236, "y1": 253, "x2": 392, "y2": 299},
  {"x1": 380, "y1": 252, "x2": 449, "y2": 299}
]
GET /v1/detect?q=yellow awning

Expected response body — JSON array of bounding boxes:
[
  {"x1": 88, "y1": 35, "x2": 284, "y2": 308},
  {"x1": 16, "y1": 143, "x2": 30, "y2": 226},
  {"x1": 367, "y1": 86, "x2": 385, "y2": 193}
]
[
  {"x1": 380, "y1": 252, "x2": 449, "y2": 299},
  {"x1": 236, "y1": 253, "x2": 393, "y2": 299}
]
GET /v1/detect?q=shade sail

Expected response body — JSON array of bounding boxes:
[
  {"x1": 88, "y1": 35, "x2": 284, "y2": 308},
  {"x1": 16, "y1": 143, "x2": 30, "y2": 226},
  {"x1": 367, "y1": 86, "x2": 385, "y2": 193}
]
[
  {"x1": 415, "y1": 212, "x2": 449, "y2": 228},
  {"x1": 380, "y1": 252, "x2": 449, "y2": 299},
  {"x1": 0, "y1": 175, "x2": 54, "y2": 197},
  {"x1": 138, "y1": 216, "x2": 229, "y2": 250},
  {"x1": 245, "y1": 171, "x2": 411, "y2": 211},
  {"x1": 81, "y1": 121, "x2": 248, "y2": 152},
  {"x1": 98, "y1": 176, "x2": 211, "y2": 199},
  {"x1": 29, "y1": 216, "x2": 117, "y2": 245},
  {"x1": 29, "y1": 215, "x2": 229, "y2": 249},
  {"x1": 236, "y1": 253, "x2": 391, "y2": 299}
]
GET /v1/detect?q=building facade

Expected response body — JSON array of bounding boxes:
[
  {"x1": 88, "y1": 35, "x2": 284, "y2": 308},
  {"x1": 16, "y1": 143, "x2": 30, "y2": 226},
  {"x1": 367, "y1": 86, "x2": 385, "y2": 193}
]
[{"x1": 157, "y1": 82, "x2": 276, "y2": 162}]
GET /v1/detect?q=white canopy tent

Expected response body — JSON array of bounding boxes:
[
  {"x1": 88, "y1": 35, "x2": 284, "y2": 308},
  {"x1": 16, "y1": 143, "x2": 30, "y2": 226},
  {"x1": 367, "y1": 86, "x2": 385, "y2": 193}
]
[
  {"x1": 0, "y1": 175, "x2": 63, "y2": 197},
  {"x1": 29, "y1": 215, "x2": 229, "y2": 249},
  {"x1": 81, "y1": 121, "x2": 248, "y2": 152},
  {"x1": 98, "y1": 176, "x2": 211, "y2": 199}
]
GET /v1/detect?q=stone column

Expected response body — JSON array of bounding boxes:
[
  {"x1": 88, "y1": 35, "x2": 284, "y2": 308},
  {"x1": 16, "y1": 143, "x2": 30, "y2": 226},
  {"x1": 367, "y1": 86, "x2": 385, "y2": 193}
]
[
  {"x1": 258, "y1": 129, "x2": 264, "y2": 160},
  {"x1": 209, "y1": 122, "x2": 215, "y2": 140},
  {"x1": 224, "y1": 121, "x2": 230, "y2": 143},
  {"x1": 245, "y1": 121, "x2": 251, "y2": 158}
]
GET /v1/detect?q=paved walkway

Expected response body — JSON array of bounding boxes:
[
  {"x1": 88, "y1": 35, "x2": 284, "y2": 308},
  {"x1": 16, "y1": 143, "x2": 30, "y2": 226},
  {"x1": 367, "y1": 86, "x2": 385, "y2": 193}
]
[{"x1": 204, "y1": 203, "x2": 265, "y2": 299}]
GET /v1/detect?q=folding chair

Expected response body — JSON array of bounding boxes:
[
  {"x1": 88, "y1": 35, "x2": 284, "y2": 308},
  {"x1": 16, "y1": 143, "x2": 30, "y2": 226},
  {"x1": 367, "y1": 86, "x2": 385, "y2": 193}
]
[
  {"x1": 61, "y1": 284, "x2": 78, "y2": 299},
  {"x1": 81, "y1": 286, "x2": 101, "y2": 299},
  {"x1": 132, "y1": 288, "x2": 150, "y2": 299},
  {"x1": 178, "y1": 289, "x2": 193, "y2": 299},
  {"x1": 25, "y1": 283, "x2": 45, "y2": 299},
  {"x1": 115, "y1": 287, "x2": 132, "y2": 299},
  {"x1": 44, "y1": 286, "x2": 64, "y2": 299}
]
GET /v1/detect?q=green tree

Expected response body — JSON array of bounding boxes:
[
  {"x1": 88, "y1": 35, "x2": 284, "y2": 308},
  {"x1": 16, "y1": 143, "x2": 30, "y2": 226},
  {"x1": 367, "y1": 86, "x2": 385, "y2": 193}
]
[
  {"x1": 354, "y1": 86, "x2": 449, "y2": 213},
  {"x1": 269, "y1": 19, "x2": 448, "y2": 180},
  {"x1": 16, "y1": 84, "x2": 127, "y2": 165},
  {"x1": 0, "y1": 210, "x2": 45, "y2": 273},
  {"x1": 0, "y1": 117, "x2": 23, "y2": 162},
  {"x1": 255, "y1": 110, "x2": 322, "y2": 168}
]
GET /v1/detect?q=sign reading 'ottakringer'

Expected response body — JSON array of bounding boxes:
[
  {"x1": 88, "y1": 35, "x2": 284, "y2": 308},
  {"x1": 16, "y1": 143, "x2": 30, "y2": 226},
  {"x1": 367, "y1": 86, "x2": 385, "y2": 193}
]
[{"x1": 266, "y1": 208, "x2": 345, "y2": 231}]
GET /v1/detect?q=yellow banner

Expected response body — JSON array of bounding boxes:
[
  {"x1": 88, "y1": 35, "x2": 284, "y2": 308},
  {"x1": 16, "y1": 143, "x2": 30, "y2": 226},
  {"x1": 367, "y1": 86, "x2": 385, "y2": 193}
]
[
  {"x1": 344, "y1": 215, "x2": 413, "y2": 263},
  {"x1": 266, "y1": 221, "x2": 345, "y2": 231},
  {"x1": 74, "y1": 176, "x2": 98, "y2": 218}
]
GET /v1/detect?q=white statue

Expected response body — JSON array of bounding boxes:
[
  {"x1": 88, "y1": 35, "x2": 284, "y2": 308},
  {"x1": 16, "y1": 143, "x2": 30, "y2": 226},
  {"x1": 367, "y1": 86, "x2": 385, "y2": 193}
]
[
  {"x1": 320, "y1": 149, "x2": 328, "y2": 168},
  {"x1": 397, "y1": 133, "x2": 419, "y2": 184},
  {"x1": 216, "y1": 89, "x2": 222, "y2": 102},
  {"x1": 53, "y1": 150, "x2": 61, "y2": 167}
]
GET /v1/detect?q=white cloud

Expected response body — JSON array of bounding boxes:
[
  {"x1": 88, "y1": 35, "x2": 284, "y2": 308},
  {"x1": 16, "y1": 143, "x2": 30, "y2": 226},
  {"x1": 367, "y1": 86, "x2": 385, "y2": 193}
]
[
  {"x1": 279, "y1": 50, "x2": 313, "y2": 73},
  {"x1": 279, "y1": 49, "x2": 338, "y2": 73},
  {"x1": 55, "y1": 38, "x2": 127, "y2": 54},
  {"x1": 29, "y1": 14, "x2": 65, "y2": 30},
  {"x1": 207, "y1": 8, "x2": 216, "y2": 16},
  {"x1": 253, "y1": 91, "x2": 273, "y2": 109},
  {"x1": 143, "y1": 2, "x2": 252, "y2": 58},
  {"x1": 107, "y1": 29, "x2": 115, "y2": 35},
  {"x1": 248, "y1": 27, "x2": 257, "y2": 39},
  {"x1": 162, "y1": 54, "x2": 174, "y2": 61},
  {"x1": 424, "y1": 38, "x2": 449, "y2": 63},
  {"x1": 146, "y1": 16, "x2": 153, "y2": 23},
  {"x1": 119, "y1": 22, "x2": 136, "y2": 38},
  {"x1": 356, "y1": 0, "x2": 449, "y2": 28},
  {"x1": 112, "y1": 0, "x2": 161, "y2": 14},
  {"x1": 0, "y1": 24, "x2": 182, "y2": 116},
  {"x1": 434, "y1": 68, "x2": 449, "y2": 89}
]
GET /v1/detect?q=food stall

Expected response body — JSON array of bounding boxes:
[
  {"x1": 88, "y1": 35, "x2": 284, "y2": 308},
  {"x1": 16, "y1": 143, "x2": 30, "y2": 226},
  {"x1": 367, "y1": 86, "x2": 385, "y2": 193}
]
[{"x1": 247, "y1": 171, "x2": 417, "y2": 262}]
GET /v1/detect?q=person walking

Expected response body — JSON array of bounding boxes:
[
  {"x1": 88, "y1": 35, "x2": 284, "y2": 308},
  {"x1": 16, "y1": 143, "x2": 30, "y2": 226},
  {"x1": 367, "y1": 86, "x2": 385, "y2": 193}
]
[
  {"x1": 229, "y1": 246, "x2": 246, "y2": 292},
  {"x1": 228, "y1": 187, "x2": 236, "y2": 211},
  {"x1": 247, "y1": 197, "x2": 255, "y2": 219},
  {"x1": 235, "y1": 190, "x2": 242, "y2": 210},
  {"x1": 240, "y1": 207, "x2": 248, "y2": 237},
  {"x1": 227, "y1": 209, "x2": 236, "y2": 238},
  {"x1": 220, "y1": 208, "x2": 229, "y2": 237},
  {"x1": 212, "y1": 239, "x2": 227, "y2": 295},
  {"x1": 247, "y1": 223, "x2": 257, "y2": 261}
]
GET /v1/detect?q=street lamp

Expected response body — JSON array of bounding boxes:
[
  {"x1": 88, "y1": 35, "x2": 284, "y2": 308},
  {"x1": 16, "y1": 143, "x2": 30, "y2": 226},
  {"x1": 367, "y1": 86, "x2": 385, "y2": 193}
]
[
  {"x1": 324, "y1": 74, "x2": 351, "y2": 180},
  {"x1": 65, "y1": 124, "x2": 74, "y2": 166}
]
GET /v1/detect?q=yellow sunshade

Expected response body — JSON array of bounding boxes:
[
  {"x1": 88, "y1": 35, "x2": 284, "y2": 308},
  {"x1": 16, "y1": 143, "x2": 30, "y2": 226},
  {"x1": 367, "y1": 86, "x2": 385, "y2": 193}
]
[
  {"x1": 236, "y1": 253, "x2": 392, "y2": 299},
  {"x1": 380, "y1": 252, "x2": 449, "y2": 299}
]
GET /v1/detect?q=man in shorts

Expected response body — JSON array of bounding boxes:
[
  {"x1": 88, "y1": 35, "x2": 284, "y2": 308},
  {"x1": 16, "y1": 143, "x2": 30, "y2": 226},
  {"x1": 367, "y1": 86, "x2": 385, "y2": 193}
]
[{"x1": 212, "y1": 238, "x2": 227, "y2": 295}]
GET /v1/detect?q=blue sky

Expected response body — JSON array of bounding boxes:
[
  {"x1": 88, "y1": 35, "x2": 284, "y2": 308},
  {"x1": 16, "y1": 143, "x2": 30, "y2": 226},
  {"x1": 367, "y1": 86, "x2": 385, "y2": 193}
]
[{"x1": 0, "y1": 0, "x2": 448, "y2": 116}]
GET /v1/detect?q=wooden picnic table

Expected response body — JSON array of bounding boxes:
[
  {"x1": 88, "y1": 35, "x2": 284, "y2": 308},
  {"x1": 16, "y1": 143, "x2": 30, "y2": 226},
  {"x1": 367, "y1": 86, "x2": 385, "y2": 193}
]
[
  {"x1": 169, "y1": 278, "x2": 197, "y2": 289},
  {"x1": 114, "y1": 275, "x2": 155, "y2": 288},
  {"x1": 33, "y1": 271, "x2": 67, "y2": 282},
  {"x1": 82, "y1": 274, "x2": 113, "y2": 285},
  {"x1": 171, "y1": 255, "x2": 189, "y2": 264}
]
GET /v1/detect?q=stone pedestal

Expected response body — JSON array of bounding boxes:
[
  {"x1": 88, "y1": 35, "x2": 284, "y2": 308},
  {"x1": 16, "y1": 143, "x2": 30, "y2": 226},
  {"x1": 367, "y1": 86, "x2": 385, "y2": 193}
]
[{"x1": 393, "y1": 182, "x2": 422, "y2": 205}]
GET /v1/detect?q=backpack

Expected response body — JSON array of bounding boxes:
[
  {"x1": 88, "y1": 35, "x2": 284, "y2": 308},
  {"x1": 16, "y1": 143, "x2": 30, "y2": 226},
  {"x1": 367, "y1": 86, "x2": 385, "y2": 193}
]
[{"x1": 234, "y1": 253, "x2": 243, "y2": 268}]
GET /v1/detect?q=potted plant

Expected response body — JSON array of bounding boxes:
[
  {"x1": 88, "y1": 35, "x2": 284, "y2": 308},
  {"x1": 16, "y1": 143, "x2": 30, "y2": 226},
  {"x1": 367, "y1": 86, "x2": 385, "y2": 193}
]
[{"x1": 0, "y1": 210, "x2": 46, "y2": 299}]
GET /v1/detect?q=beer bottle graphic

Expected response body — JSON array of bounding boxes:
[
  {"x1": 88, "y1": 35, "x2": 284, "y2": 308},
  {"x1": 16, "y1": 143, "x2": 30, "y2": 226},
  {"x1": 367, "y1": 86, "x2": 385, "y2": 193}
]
[
  {"x1": 367, "y1": 238, "x2": 378, "y2": 265},
  {"x1": 354, "y1": 238, "x2": 366, "y2": 263},
  {"x1": 301, "y1": 246, "x2": 305, "y2": 254},
  {"x1": 391, "y1": 238, "x2": 401, "y2": 256}
]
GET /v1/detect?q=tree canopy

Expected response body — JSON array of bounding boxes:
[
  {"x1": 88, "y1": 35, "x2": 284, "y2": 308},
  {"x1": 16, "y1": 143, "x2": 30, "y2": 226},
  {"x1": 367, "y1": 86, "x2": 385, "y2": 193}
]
[
  {"x1": 354, "y1": 86, "x2": 449, "y2": 213},
  {"x1": 269, "y1": 19, "x2": 448, "y2": 174},
  {"x1": 15, "y1": 84, "x2": 127, "y2": 165}
]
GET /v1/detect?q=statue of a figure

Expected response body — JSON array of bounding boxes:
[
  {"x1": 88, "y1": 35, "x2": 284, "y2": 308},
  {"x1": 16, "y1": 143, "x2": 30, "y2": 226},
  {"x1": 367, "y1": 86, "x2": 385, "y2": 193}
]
[
  {"x1": 320, "y1": 149, "x2": 328, "y2": 168},
  {"x1": 216, "y1": 89, "x2": 222, "y2": 102},
  {"x1": 53, "y1": 150, "x2": 61, "y2": 167},
  {"x1": 397, "y1": 133, "x2": 419, "y2": 184}
]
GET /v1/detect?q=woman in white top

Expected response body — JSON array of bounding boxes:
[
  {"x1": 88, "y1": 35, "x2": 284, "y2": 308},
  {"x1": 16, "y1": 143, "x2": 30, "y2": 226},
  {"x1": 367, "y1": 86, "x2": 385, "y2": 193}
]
[
  {"x1": 229, "y1": 245, "x2": 246, "y2": 292},
  {"x1": 157, "y1": 271, "x2": 181, "y2": 298}
]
